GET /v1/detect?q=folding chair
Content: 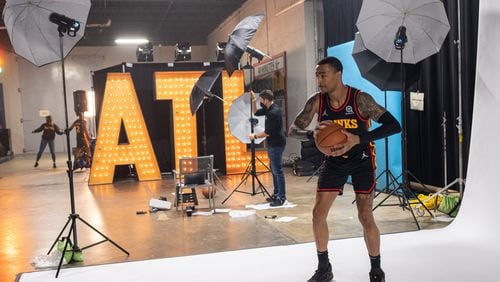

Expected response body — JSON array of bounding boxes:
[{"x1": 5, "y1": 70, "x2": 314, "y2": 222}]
[{"x1": 172, "y1": 155, "x2": 216, "y2": 213}]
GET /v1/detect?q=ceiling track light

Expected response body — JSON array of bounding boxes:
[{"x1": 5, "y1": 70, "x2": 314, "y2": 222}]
[{"x1": 175, "y1": 42, "x2": 192, "y2": 62}]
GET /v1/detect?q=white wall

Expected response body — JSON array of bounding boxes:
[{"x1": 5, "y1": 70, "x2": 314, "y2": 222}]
[
  {"x1": 207, "y1": 0, "x2": 322, "y2": 156},
  {"x1": 3, "y1": 45, "x2": 209, "y2": 154},
  {"x1": 0, "y1": 53, "x2": 23, "y2": 154}
]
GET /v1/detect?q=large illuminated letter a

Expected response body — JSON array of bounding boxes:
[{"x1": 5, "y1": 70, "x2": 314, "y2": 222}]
[{"x1": 89, "y1": 73, "x2": 161, "y2": 185}]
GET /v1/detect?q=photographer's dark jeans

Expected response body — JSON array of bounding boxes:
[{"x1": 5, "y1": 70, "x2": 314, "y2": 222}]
[
  {"x1": 268, "y1": 145, "x2": 286, "y2": 200},
  {"x1": 36, "y1": 139, "x2": 56, "y2": 162}
]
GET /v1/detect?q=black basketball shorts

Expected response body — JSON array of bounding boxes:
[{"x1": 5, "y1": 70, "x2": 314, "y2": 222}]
[{"x1": 317, "y1": 148, "x2": 376, "y2": 195}]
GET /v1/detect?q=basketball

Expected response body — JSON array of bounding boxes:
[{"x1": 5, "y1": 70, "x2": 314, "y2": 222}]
[
  {"x1": 314, "y1": 122, "x2": 347, "y2": 155},
  {"x1": 202, "y1": 187, "x2": 216, "y2": 199}
]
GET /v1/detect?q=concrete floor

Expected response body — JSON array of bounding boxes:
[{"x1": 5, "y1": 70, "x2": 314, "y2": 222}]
[{"x1": 0, "y1": 153, "x2": 450, "y2": 282}]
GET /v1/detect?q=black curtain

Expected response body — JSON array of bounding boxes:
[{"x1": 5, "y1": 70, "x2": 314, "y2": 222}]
[
  {"x1": 323, "y1": 0, "x2": 479, "y2": 188},
  {"x1": 195, "y1": 76, "x2": 226, "y2": 175},
  {"x1": 92, "y1": 62, "x2": 227, "y2": 175},
  {"x1": 323, "y1": 0, "x2": 362, "y2": 47}
]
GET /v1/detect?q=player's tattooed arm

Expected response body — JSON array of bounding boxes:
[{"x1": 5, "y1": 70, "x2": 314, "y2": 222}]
[
  {"x1": 356, "y1": 92, "x2": 386, "y2": 121},
  {"x1": 356, "y1": 92, "x2": 401, "y2": 144},
  {"x1": 288, "y1": 93, "x2": 320, "y2": 139}
]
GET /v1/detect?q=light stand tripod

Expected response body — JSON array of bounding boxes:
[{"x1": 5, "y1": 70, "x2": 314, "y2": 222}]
[
  {"x1": 374, "y1": 91, "x2": 401, "y2": 194},
  {"x1": 417, "y1": 111, "x2": 465, "y2": 208},
  {"x1": 352, "y1": 91, "x2": 401, "y2": 205},
  {"x1": 222, "y1": 58, "x2": 272, "y2": 204},
  {"x1": 47, "y1": 22, "x2": 128, "y2": 278},
  {"x1": 414, "y1": 0, "x2": 466, "y2": 208},
  {"x1": 222, "y1": 110, "x2": 272, "y2": 203},
  {"x1": 240, "y1": 152, "x2": 271, "y2": 181},
  {"x1": 415, "y1": 112, "x2": 454, "y2": 213},
  {"x1": 372, "y1": 26, "x2": 433, "y2": 230}
]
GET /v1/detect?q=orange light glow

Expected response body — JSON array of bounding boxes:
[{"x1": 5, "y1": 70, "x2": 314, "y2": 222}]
[
  {"x1": 0, "y1": 49, "x2": 4, "y2": 74},
  {"x1": 221, "y1": 71, "x2": 269, "y2": 174},
  {"x1": 89, "y1": 73, "x2": 161, "y2": 185},
  {"x1": 155, "y1": 71, "x2": 201, "y2": 169}
]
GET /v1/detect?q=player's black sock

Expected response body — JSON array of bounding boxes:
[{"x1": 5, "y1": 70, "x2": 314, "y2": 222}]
[
  {"x1": 318, "y1": 250, "x2": 330, "y2": 269},
  {"x1": 370, "y1": 255, "x2": 381, "y2": 270}
]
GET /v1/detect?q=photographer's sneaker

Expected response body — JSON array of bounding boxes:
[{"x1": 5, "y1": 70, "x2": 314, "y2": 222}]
[
  {"x1": 308, "y1": 263, "x2": 333, "y2": 282},
  {"x1": 369, "y1": 268, "x2": 385, "y2": 282},
  {"x1": 266, "y1": 194, "x2": 277, "y2": 202},
  {"x1": 270, "y1": 197, "x2": 285, "y2": 207}
]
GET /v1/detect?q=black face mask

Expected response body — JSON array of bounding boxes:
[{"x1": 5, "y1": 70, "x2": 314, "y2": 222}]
[{"x1": 260, "y1": 102, "x2": 266, "y2": 109}]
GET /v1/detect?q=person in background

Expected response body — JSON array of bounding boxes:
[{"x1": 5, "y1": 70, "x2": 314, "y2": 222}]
[
  {"x1": 249, "y1": 90, "x2": 287, "y2": 206},
  {"x1": 32, "y1": 115, "x2": 64, "y2": 168},
  {"x1": 67, "y1": 112, "x2": 92, "y2": 169},
  {"x1": 289, "y1": 57, "x2": 401, "y2": 282}
]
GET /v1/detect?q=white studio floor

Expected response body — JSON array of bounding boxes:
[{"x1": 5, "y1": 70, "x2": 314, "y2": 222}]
[
  {"x1": 17, "y1": 226, "x2": 500, "y2": 282},
  {"x1": 18, "y1": 1, "x2": 500, "y2": 281}
]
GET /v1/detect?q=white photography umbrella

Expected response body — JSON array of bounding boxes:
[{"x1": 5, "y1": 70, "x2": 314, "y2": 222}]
[
  {"x1": 228, "y1": 92, "x2": 266, "y2": 144},
  {"x1": 2, "y1": 0, "x2": 91, "y2": 66},
  {"x1": 356, "y1": 0, "x2": 450, "y2": 64}
]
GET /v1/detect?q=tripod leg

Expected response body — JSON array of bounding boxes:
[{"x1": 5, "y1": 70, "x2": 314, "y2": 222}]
[
  {"x1": 399, "y1": 186, "x2": 421, "y2": 230},
  {"x1": 406, "y1": 171, "x2": 434, "y2": 217},
  {"x1": 388, "y1": 171, "x2": 402, "y2": 189},
  {"x1": 436, "y1": 179, "x2": 459, "y2": 196},
  {"x1": 55, "y1": 218, "x2": 76, "y2": 278},
  {"x1": 253, "y1": 173, "x2": 272, "y2": 198},
  {"x1": 353, "y1": 169, "x2": 402, "y2": 205},
  {"x1": 373, "y1": 183, "x2": 421, "y2": 230},
  {"x1": 77, "y1": 217, "x2": 129, "y2": 255},
  {"x1": 380, "y1": 172, "x2": 401, "y2": 197},
  {"x1": 241, "y1": 162, "x2": 251, "y2": 180},
  {"x1": 415, "y1": 179, "x2": 458, "y2": 211},
  {"x1": 306, "y1": 162, "x2": 324, "y2": 183},
  {"x1": 375, "y1": 169, "x2": 387, "y2": 182},
  {"x1": 222, "y1": 172, "x2": 251, "y2": 204},
  {"x1": 369, "y1": 188, "x2": 387, "y2": 204},
  {"x1": 372, "y1": 184, "x2": 404, "y2": 211},
  {"x1": 255, "y1": 156, "x2": 271, "y2": 172},
  {"x1": 213, "y1": 171, "x2": 227, "y2": 191},
  {"x1": 404, "y1": 183, "x2": 434, "y2": 218},
  {"x1": 47, "y1": 216, "x2": 72, "y2": 255}
]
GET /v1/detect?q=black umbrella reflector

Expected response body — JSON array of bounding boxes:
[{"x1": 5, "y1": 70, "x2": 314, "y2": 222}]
[
  {"x1": 352, "y1": 33, "x2": 420, "y2": 91},
  {"x1": 224, "y1": 13, "x2": 265, "y2": 77},
  {"x1": 190, "y1": 68, "x2": 223, "y2": 115}
]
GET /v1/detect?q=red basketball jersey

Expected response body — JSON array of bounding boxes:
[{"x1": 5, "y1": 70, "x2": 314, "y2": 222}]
[{"x1": 317, "y1": 86, "x2": 374, "y2": 157}]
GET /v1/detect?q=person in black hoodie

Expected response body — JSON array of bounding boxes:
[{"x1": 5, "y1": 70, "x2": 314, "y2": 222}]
[
  {"x1": 249, "y1": 90, "x2": 287, "y2": 207},
  {"x1": 32, "y1": 115, "x2": 64, "y2": 168}
]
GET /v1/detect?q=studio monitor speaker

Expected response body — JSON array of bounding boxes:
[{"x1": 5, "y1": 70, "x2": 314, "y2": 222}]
[{"x1": 73, "y1": 90, "x2": 88, "y2": 114}]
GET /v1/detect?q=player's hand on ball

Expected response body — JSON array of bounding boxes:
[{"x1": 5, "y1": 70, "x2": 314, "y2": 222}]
[
  {"x1": 329, "y1": 130, "x2": 360, "y2": 157},
  {"x1": 313, "y1": 121, "x2": 331, "y2": 139}
]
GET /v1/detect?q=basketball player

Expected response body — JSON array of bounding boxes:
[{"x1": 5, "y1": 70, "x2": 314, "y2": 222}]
[
  {"x1": 289, "y1": 57, "x2": 401, "y2": 282},
  {"x1": 67, "y1": 112, "x2": 92, "y2": 168}
]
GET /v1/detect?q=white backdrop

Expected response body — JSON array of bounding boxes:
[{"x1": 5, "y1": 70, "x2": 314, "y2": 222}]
[{"x1": 19, "y1": 1, "x2": 500, "y2": 281}]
